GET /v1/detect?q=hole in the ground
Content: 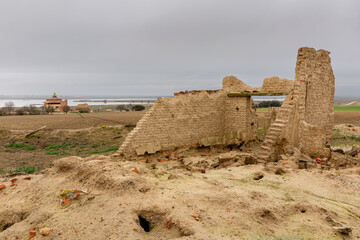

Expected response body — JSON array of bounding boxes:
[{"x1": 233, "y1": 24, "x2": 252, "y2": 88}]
[
  {"x1": 2, "y1": 222, "x2": 14, "y2": 231},
  {"x1": 301, "y1": 209, "x2": 306, "y2": 213},
  {"x1": 139, "y1": 215, "x2": 150, "y2": 232},
  {"x1": 0, "y1": 210, "x2": 29, "y2": 232}
]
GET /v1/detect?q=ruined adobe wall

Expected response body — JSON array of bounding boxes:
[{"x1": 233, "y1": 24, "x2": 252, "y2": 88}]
[
  {"x1": 118, "y1": 89, "x2": 256, "y2": 156},
  {"x1": 117, "y1": 47, "x2": 334, "y2": 159},
  {"x1": 260, "y1": 77, "x2": 294, "y2": 93},
  {"x1": 279, "y1": 47, "x2": 334, "y2": 157},
  {"x1": 222, "y1": 75, "x2": 259, "y2": 92},
  {"x1": 295, "y1": 48, "x2": 335, "y2": 157},
  {"x1": 118, "y1": 91, "x2": 227, "y2": 156},
  {"x1": 256, "y1": 47, "x2": 335, "y2": 162},
  {"x1": 223, "y1": 75, "x2": 294, "y2": 94}
]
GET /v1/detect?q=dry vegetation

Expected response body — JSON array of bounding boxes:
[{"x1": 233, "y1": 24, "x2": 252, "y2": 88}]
[{"x1": 335, "y1": 111, "x2": 360, "y2": 126}]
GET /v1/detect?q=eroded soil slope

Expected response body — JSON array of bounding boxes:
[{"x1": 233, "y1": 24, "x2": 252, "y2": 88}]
[{"x1": 0, "y1": 153, "x2": 359, "y2": 240}]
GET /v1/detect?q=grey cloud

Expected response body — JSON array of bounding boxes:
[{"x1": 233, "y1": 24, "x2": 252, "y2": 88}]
[{"x1": 0, "y1": 0, "x2": 359, "y2": 96}]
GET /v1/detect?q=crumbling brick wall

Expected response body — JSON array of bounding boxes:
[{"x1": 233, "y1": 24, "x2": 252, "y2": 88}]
[
  {"x1": 260, "y1": 77, "x2": 294, "y2": 93},
  {"x1": 118, "y1": 90, "x2": 256, "y2": 156}
]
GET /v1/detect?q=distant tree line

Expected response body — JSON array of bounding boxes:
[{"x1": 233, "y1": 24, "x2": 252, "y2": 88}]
[
  {"x1": 0, "y1": 101, "x2": 147, "y2": 116},
  {"x1": 254, "y1": 100, "x2": 282, "y2": 108},
  {"x1": 0, "y1": 101, "x2": 59, "y2": 116}
]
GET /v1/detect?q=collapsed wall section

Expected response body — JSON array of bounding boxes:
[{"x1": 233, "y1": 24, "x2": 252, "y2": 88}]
[{"x1": 118, "y1": 91, "x2": 227, "y2": 156}]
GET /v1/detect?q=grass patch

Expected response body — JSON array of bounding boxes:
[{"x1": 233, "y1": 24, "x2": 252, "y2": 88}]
[
  {"x1": 89, "y1": 146, "x2": 119, "y2": 154},
  {"x1": 23, "y1": 145, "x2": 36, "y2": 150},
  {"x1": 5, "y1": 142, "x2": 36, "y2": 150},
  {"x1": 332, "y1": 133, "x2": 360, "y2": 142},
  {"x1": 45, "y1": 143, "x2": 71, "y2": 150},
  {"x1": 0, "y1": 164, "x2": 44, "y2": 175},
  {"x1": 5, "y1": 142, "x2": 24, "y2": 148},
  {"x1": 348, "y1": 136, "x2": 360, "y2": 141},
  {"x1": 45, "y1": 149, "x2": 71, "y2": 155},
  {"x1": 334, "y1": 106, "x2": 360, "y2": 112}
]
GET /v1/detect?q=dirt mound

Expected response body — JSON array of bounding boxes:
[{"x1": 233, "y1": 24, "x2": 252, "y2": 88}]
[{"x1": 0, "y1": 153, "x2": 360, "y2": 239}]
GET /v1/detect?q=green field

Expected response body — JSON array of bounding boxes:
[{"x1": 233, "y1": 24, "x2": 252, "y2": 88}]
[
  {"x1": 334, "y1": 106, "x2": 360, "y2": 112},
  {"x1": 256, "y1": 106, "x2": 360, "y2": 112}
]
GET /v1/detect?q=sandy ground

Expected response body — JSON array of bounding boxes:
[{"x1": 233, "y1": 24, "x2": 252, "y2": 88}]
[{"x1": 0, "y1": 153, "x2": 359, "y2": 240}]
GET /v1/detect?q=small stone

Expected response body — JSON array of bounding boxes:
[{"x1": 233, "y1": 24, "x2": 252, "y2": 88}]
[{"x1": 40, "y1": 227, "x2": 52, "y2": 236}]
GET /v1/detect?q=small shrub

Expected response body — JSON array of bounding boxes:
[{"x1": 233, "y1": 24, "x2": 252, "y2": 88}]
[
  {"x1": 45, "y1": 106, "x2": 55, "y2": 114},
  {"x1": 14, "y1": 143, "x2": 24, "y2": 148},
  {"x1": 61, "y1": 105, "x2": 71, "y2": 113},
  {"x1": 116, "y1": 105, "x2": 128, "y2": 111},
  {"x1": 15, "y1": 108, "x2": 25, "y2": 115},
  {"x1": 132, "y1": 105, "x2": 145, "y2": 111},
  {"x1": 23, "y1": 105, "x2": 41, "y2": 115},
  {"x1": 5, "y1": 142, "x2": 15, "y2": 148},
  {"x1": 4, "y1": 101, "x2": 15, "y2": 115}
]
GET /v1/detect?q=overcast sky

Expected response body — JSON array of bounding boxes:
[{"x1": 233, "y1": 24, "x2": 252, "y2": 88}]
[{"x1": 0, "y1": 0, "x2": 359, "y2": 97}]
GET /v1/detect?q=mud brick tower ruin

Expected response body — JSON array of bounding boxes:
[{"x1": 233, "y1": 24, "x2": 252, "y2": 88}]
[{"x1": 116, "y1": 47, "x2": 335, "y2": 162}]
